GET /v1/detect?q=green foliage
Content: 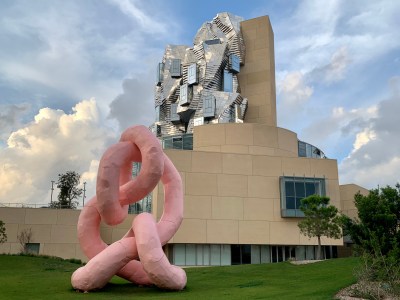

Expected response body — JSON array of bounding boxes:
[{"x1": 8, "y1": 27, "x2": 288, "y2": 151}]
[
  {"x1": 50, "y1": 171, "x2": 82, "y2": 209},
  {"x1": 351, "y1": 250, "x2": 400, "y2": 299},
  {"x1": 298, "y1": 195, "x2": 342, "y2": 259},
  {"x1": 0, "y1": 254, "x2": 359, "y2": 299},
  {"x1": 0, "y1": 220, "x2": 7, "y2": 244},
  {"x1": 341, "y1": 184, "x2": 400, "y2": 257},
  {"x1": 341, "y1": 184, "x2": 400, "y2": 299}
]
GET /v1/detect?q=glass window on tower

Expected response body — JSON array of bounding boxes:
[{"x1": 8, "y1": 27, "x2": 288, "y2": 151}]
[
  {"x1": 187, "y1": 63, "x2": 198, "y2": 85},
  {"x1": 280, "y1": 176, "x2": 326, "y2": 217},
  {"x1": 170, "y1": 59, "x2": 181, "y2": 77},
  {"x1": 156, "y1": 63, "x2": 164, "y2": 85},
  {"x1": 223, "y1": 70, "x2": 233, "y2": 92},
  {"x1": 170, "y1": 103, "x2": 180, "y2": 122},
  {"x1": 203, "y1": 94, "x2": 216, "y2": 118},
  {"x1": 229, "y1": 54, "x2": 240, "y2": 73},
  {"x1": 179, "y1": 84, "x2": 192, "y2": 106},
  {"x1": 155, "y1": 106, "x2": 160, "y2": 122}
]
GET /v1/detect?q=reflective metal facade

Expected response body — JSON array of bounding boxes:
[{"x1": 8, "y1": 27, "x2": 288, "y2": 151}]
[{"x1": 151, "y1": 12, "x2": 248, "y2": 137}]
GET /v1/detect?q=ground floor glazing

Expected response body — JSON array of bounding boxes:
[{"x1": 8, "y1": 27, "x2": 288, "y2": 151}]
[{"x1": 166, "y1": 244, "x2": 338, "y2": 266}]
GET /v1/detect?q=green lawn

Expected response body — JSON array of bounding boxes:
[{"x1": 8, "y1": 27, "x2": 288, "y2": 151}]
[{"x1": 0, "y1": 255, "x2": 359, "y2": 300}]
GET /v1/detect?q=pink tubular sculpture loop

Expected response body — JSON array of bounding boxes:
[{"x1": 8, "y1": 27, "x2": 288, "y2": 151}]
[{"x1": 71, "y1": 125, "x2": 186, "y2": 292}]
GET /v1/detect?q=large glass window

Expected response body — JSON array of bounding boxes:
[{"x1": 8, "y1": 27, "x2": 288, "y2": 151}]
[
  {"x1": 179, "y1": 84, "x2": 192, "y2": 106},
  {"x1": 170, "y1": 59, "x2": 181, "y2": 77},
  {"x1": 231, "y1": 244, "x2": 251, "y2": 265},
  {"x1": 298, "y1": 141, "x2": 326, "y2": 159},
  {"x1": 156, "y1": 62, "x2": 164, "y2": 85},
  {"x1": 280, "y1": 176, "x2": 326, "y2": 217},
  {"x1": 26, "y1": 243, "x2": 40, "y2": 255},
  {"x1": 161, "y1": 134, "x2": 193, "y2": 150},
  {"x1": 187, "y1": 63, "x2": 198, "y2": 85},
  {"x1": 155, "y1": 106, "x2": 161, "y2": 122},
  {"x1": 170, "y1": 103, "x2": 180, "y2": 122},
  {"x1": 229, "y1": 54, "x2": 240, "y2": 73},
  {"x1": 223, "y1": 70, "x2": 233, "y2": 92},
  {"x1": 203, "y1": 94, "x2": 215, "y2": 118},
  {"x1": 128, "y1": 162, "x2": 152, "y2": 214}
]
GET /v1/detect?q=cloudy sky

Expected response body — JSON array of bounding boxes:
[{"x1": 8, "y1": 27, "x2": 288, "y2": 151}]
[{"x1": 0, "y1": 0, "x2": 399, "y2": 206}]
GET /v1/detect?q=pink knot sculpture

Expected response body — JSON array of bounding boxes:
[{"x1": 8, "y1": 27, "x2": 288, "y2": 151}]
[{"x1": 71, "y1": 125, "x2": 187, "y2": 292}]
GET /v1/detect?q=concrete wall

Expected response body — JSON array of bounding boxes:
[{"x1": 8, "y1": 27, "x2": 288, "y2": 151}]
[
  {"x1": 194, "y1": 123, "x2": 298, "y2": 157},
  {"x1": 153, "y1": 126, "x2": 343, "y2": 247},
  {"x1": 239, "y1": 15, "x2": 277, "y2": 126},
  {"x1": 340, "y1": 184, "x2": 369, "y2": 219},
  {"x1": 0, "y1": 207, "x2": 138, "y2": 262}
]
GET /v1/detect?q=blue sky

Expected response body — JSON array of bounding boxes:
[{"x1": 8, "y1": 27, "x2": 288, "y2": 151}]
[{"x1": 0, "y1": 0, "x2": 399, "y2": 205}]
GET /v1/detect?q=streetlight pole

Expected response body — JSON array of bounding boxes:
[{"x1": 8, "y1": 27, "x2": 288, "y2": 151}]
[
  {"x1": 50, "y1": 180, "x2": 55, "y2": 205},
  {"x1": 82, "y1": 182, "x2": 87, "y2": 207}
]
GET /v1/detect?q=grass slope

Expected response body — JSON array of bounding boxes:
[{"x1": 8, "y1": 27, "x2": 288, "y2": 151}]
[{"x1": 0, "y1": 255, "x2": 359, "y2": 300}]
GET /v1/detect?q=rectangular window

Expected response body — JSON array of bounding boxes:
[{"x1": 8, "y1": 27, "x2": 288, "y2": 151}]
[
  {"x1": 185, "y1": 244, "x2": 196, "y2": 265},
  {"x1": 156, "y1": 124, "x2": 161, "y2": 137},
  {"x1": 280, "y1": 176, "x2": 326, "y2": 217},
  {"x1": 26, "y1": 243, "x2": 40, "y2": 255},
  {"x1": 179, "y1": 84, "x2": 192, "y2": 106},
  {"x1": 229, "y1": 54, "x2": 240, "y2": 73},
  {"x1": 170, "y1": 103, "x2": 180, "y2": 122},
  {"x1": 173, "y1": 244, "x2": 185, "y2": 265},
  {"x1": 298, "y1": 141, "x2": 307, "y2": 157},
  {"x1": 155, "y1": 106, "x2": 161, "y2": 122},
  {"x1": 223, "y1": 70, "x2": 233, "y2": 92},
  {"x1": 187, "y1": 63, "x2": 198, "y2": 85},
  {"x1": 210, "y1": 244, "x2": 221, "y2": 266},
  {"x1": 234, "y1": 104, "x2": 243, "y2": 123},
  {"x1": 170, "y1": 59, "x2": 181, "y2": 77},
  {"x1": 156, "y1": 63, "x2": 164, "y2": 85},
  {"x1": 203, "y1": 94, "x2": 215, "y2": 118}
]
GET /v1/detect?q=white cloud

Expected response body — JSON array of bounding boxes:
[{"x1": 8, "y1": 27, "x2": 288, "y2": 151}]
[
  {"x1": 300, "y1": 104, "x2": 377, "y2": 149},
  {"x1": 352, "y1": 128, "x2": 376, "y2": 151},
  {"x1": 0, "y1": 103, "x2": 31, "y2": 142},
  {"x1": 107, "y1": 0, "x2": 168, "y2": 34},
  {"x1": 275, "y1": 0, "x2": 400, "y2": 78},
  {"x1": 108, "y1": 75, "x2": 155, "y2": 131},
  {"x1": 308, "y1": 47, "x2": 351, "y2": 83},
  {"x1": 339, "y1": 77, "x2": 400, "y2": 188},
  {"x1": 278, "y1": 71, "x2": 313, "y2": 106},
  {"x1": 0, "y1": 99, "x2": 116, "y2": 205},
  {"x1": 0, "y1": 1, "x2": 175, "y2": 121}
]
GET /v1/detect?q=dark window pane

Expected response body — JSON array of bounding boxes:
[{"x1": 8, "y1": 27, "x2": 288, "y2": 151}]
[
  {"x1": 286, "y1": 196, "x2": 296, "y2": 209},
  {"x1": 170, "y1": 59, "x2": 181, "y2": 77},
  {"x1": 223, "y1": 70, "x2": 233, "y2": 92},
  {"x1": 295, "y1": 182, "x2": 305, "y2": 197},
  {"x1": 241, "y1": 245, "x2": 251, "y2": 264},
  {"x1": 305, "y1": 182, "x2": 315, "y2": 196},
  {"x1": 285, "y1": 181, "x2": 295, "y2": 197},
  {"x1": 231, "y1": 245, "x2": 241, "y2": 265},
  {"x1": 277, "y1": 246, "x2": 283, "y2": 262},
  {"x1": 296, "y1": 197, "x2": 303, "y2": 209},
  {"x1": 173, "y1": 137, "x2": 183, "y2": 149},
  {"x1": 271, "y1": 246, "x2": 277, "y2": 263},
  {"x1": 298, "y1": 141, "x2": 306, "y2": 157}
]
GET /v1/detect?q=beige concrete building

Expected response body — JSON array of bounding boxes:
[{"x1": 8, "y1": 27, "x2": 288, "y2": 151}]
[{"x1": 0, "y1": 14, "x2": 367, "y2": 265}]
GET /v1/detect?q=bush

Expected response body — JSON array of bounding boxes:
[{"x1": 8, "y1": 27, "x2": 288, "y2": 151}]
[{"x1": 351, "y1": 242, "x2": 400, "y2": 299}]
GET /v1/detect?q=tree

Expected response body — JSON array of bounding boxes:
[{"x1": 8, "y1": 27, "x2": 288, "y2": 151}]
[
  {"x1": 298, "y1": 195, "x2": 342, "y2": 260},
  {"x1": 17, "y1": 228, "x2": 33, "y2": 254},
  {"x1": 341, "y1": 184, "x2": 400, "y2": 257},
  {"x1": 0, "y1": 220, "x2": 7, "y2": 244},
  {"x1": 50, "y1": 171, "x2": 83, "y2": 209}
]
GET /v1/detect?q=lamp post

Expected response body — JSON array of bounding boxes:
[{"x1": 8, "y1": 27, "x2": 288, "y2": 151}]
[
  {"x1": 50, "y1": 180, "x2": 55, "y2": 205},
  {"x1": 82, "y1": 182, "x2": 87, "y2": 207}
]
